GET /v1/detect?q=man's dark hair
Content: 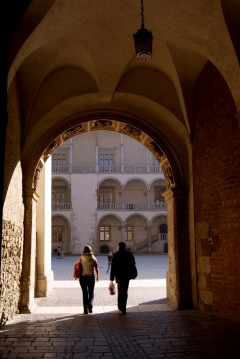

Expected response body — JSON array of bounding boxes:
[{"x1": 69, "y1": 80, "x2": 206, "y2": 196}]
[{"x1": 118, "y1": 241, "x2": 126, "y2": 251}]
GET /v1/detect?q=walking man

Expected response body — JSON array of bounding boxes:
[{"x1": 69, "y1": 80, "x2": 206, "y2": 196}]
[{"x1": 109, "y1": 242, "x2": 137, "y2": 315}]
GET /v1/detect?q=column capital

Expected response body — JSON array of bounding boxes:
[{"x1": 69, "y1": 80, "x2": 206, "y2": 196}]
[
  {"x1": 24, "y1": 187, "x2": 40, "y2": 203},
  {"x1": 163, "y1": 186, "x2": 187, "y2": 201}
]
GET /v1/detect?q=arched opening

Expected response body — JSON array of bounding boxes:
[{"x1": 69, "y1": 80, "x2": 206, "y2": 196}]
[
  {"x1": 52, "y1": 215, "x2": 71, "y2": 255},
  {"x1": 19, "y1": 117, "x2": 191, "y2": 315},
  {"x1": 98, "y1": 214, "x2": 123, "y2": 253},
  {"x1": 164, "y1": 243, "x2": 168, "y2": 254},
  {"x1": 52, "y1": 178, "x2": 71, "y2": 211},
  {"x1": 160, "y1": 223, "x2": 168, "y2": 253},
  {"x1": 100, "y1": 245, "x2": 110, "y2": 254}
]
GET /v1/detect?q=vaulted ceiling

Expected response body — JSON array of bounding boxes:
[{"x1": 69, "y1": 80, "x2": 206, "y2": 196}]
[{"x1": 6, "y1": 0, "x2": 240, "y2": 185}]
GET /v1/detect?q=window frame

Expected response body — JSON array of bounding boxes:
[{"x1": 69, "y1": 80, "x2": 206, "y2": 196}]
[
  {"x1": 99, "y1": 186, "x2": 115, "y2": 203},
  {"x1": 125, "y1": 225, "x2": 134, "y2": 241},
  {"x1": 99, "y1": 153, "x2": 114, "y2": 172},
  {"x1": 99, "y1": 225, "x2": 111, "y2": 241}
]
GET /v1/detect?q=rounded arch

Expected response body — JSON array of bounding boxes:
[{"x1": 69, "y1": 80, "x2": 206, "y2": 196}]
[
  {"x1": 99, "y1": 245, "x2": 111, "y2": 254},
  {"x1": 149, "y1": 178, "x2": 166, "y2": 188},
  {"x1": 150, "y1": 214, "x2": 167, "y2": 227},
  {"x1": 52, "y1": 176, "x2": 71, "y2": 188},
  {"x1": 97, "y1": 177, "x2": 122, "y2": 188},
  {"x1": 124, "y1": 213, "x2": 148, "y2": 224},
  {"x1": 97, "y1": 213, "x2": 124, "y2": 226},
  {"x1": 97, "y1": 214, "x2": 123, "y2": 253},
  {"x1": 52, "y1": 177, "x2": 71, "y2": 211},
  {"x1": 124, "y1": 177, "x2": 149, "y2": 188},
  {"x1": 22, "y1": 113, "x2": 186, "y2": 195},
  {"x1": 51, "y1": 214, "x2": 71, "y2": 255},
  {"x1": 22, "y1": 113, "x2": 191, "y2": 311},
  {"x1": 51, "y1": 213, "x2": 71, "y2": 224}
]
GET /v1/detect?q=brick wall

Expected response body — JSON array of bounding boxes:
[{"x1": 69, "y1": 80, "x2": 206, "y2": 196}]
[{"x1": 193, "y1": 62, "x2": 240, "y2": 319}]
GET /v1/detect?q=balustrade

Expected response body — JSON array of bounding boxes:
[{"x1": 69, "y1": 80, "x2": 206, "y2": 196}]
[
  {"x1": 52, "y1": 202, "x2": 71, "y2": 210},
  {"x1": 52, "y1": 165, "x2": 163, "y2": 174}
]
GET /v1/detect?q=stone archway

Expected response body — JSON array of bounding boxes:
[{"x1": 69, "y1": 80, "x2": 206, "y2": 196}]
[
  {"x1": 100, "y1": 245, "x2": 110, "y2": 254},
  {"x1": 52, "y1": 215, "x2": 71, "y2": 255},
  {"x1": 21, "y1": 117, "x2": 192, "y2": 313}
]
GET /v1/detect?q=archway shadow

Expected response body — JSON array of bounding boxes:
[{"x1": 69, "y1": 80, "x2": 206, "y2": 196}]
[{"x1": 1, "y1": 305, "x2": 240, "y2": 359}]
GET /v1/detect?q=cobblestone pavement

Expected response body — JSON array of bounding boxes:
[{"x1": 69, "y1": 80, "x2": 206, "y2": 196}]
[{"x1": 1, "y1": 255, "x2": 240, "y2": 358}]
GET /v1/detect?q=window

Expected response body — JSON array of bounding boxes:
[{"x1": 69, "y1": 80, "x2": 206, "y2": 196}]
[
  {"x1": 99, "y1": 186, "x2": 115, "y2": 203},
  {"x1": 99, "y1": 153, "x2": 113, "y2": 172},
  {"x1": 125, "y1": 226, "x2": 134, "y2": 241},
  {"x1": 52, "y1": 153, "x2": 68, "y2": 167},
  {"x1": 160, "y1": 223, "x2": 168, "y2": 240},
  {"x1": 154, "y1": 186, "x2": 165, "y2": 202},
  {"x1": 153, "y1": 158, "x2": 160, "y2": 171},
  {"x1": 99, "y1": 226, "x2": 111, "y2": 241},
  {"x1": 52, "y1": 226, "x2": 64, "y2": 242},
  {"x1": 52, "y1": 186, "x2": 67, "y2": 204}
]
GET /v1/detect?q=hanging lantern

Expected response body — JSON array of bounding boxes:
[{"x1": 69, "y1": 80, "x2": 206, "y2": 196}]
[{"x1": 133, "y1": 0, "x2": 153, "y2": 60}]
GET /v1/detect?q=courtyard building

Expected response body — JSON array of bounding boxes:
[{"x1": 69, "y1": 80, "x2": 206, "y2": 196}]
[{"x1": 51, "y1": 131, "x2": 168, "y2": 255}]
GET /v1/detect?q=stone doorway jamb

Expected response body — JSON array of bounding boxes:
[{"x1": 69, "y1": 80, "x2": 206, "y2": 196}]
[
  {"x1": 163, "y1": 186, "x2": 192, "y2": 309},
  {"x1": 19, "y1": 187, "x2": 39, "y2": 313},
  {"x1": 35, "y1": 157, "x2": 54, "y2": 297}
]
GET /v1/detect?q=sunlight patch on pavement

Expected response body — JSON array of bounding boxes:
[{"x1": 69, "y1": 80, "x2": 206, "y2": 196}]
[{"x1": 53, "y1": 279, "x2": 166, "y2": 288}]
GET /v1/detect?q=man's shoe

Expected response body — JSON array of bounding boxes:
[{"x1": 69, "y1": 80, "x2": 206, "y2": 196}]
[
  {"x1": 84, "y1": 308, "x2": 88, "y2": 314},
  {"x1": 88, "y1": 305, "x2": 92, "y2": 313},
  {"x1": 117, "y1": 307, "x2": 126, "y2": 315}
]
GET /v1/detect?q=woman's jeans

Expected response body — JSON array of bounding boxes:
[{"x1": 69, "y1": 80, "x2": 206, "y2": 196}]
[{"x1": 79, "y1": 275, "x2": 95, "y2": 310}]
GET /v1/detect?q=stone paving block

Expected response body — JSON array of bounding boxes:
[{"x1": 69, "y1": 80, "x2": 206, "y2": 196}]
[{"x1": 1, "y1": 256, "x2": 240, "y2": 358}]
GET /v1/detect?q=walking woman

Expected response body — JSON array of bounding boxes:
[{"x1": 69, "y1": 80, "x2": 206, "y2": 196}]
[{"x1": 79, "y1": 245, "x2": 99, "y2": 314}]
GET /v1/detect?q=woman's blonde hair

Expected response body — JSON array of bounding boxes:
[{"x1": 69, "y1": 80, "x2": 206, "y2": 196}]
[{"x1": 83, "y1": 245, "x2": 93, "y2": 254}]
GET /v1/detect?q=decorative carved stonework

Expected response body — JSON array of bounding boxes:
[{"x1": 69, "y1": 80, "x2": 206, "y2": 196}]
[
  {"x1": 37, "y1": 119, "x2": 175, "y2": 190},
  {"x1": 162, "y1": 163, "x2": 175, "y2": 189},
  {"x1": 120, "y1": 124, "x2": 142, "y2": 140},
  {"x1": 44, "y1": 138, "x2": 62, "y2": 161},
  {"x1": 43, "y1": 125, "x2": 86, "y2": 162},
  {"x1": 144, "y1": 140, "x2": 165, "y2": 161},
  {"x1": 33, "y1": 159, "x2": 44, "y2": 189},
  {"x1": 63, "y1": 124, "x2": 86, "y2": 140},
  {"x1": 91, "y1": 120, "x2": 114, "y2": 131}
]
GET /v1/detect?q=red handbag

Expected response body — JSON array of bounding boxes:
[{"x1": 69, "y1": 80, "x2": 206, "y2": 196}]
[{"x1": 73, "y1": 260, "x2": 82, "y2": 279}]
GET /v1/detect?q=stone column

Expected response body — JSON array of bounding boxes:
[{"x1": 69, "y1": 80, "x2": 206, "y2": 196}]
[
  {"x1": 163, "y1": 187, "x2": 192, "y2": 309},
  {"x1": 146, "y1": 188, "x2": 150, "y2": 210},
  {"x1": 146, "y1": 148, "x2": 150, "y2": 173},
  {"x1": 35, "y1": 157, "x2": 54, "y2": 297},
  {"x1": 121, "y1": 224, "x2": 126, "y2": 242},
  {"x1": 147, "y1": 224, "x2": 152, "y2": 252},
  {"x1": 95, "y1": 144, "x2": 99, "y2": 172},
  {"x1": 69, "y1": 139, "x2": 73, "y2": 173},
  {"x1": 20, "y1": 187, "x2": 39, "y2": 313},
  {"x1": 121, "y1": 186, "x2": 125, "y2": 209},
  {"x1": 120, "y1": 133, "x2": 124, "y2": 173}
]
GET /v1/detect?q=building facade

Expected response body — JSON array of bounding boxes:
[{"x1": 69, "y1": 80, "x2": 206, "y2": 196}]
[{"x1": 52, "y1": 131, "x2": 168, "y2": 255}]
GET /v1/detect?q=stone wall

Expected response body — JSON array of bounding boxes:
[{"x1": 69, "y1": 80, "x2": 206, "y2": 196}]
[
  {"x1": 193, "y1": 62, "x2": 240, "y2": 320},
  {"x1": 0, "y1": 221, "x2": 23, "y2": 325},
  {"x1": 1, "y1": 81, "x2": 24, "y2": 325}
]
